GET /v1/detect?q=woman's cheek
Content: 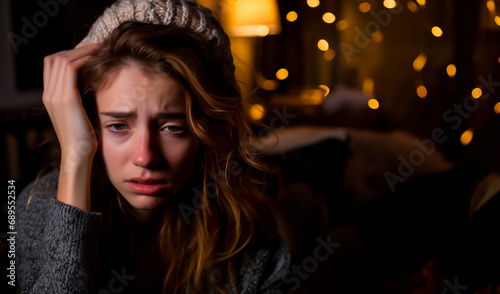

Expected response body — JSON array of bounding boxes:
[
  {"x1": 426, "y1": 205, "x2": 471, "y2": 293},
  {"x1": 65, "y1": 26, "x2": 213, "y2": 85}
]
[
  {"x1": 162, "y1": 137, "x2": 198, "y2": 170},
  {"x1": 101, "y1": 137, "x2": 130, "y2": 168}
]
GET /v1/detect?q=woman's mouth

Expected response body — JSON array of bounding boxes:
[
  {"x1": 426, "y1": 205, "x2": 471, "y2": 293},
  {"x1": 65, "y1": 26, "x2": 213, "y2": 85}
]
[{"x1": 126, "y1": 178, "x2": 168, "y2": 195}]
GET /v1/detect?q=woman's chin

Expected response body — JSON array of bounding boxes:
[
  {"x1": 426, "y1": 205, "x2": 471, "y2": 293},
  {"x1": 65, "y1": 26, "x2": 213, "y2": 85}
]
[{"x1": 125, "y1": 194, "x2": 168, "y2": 211}]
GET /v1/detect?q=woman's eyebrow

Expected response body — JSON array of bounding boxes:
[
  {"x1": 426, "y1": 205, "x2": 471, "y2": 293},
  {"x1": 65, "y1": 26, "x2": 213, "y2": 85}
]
[
  {"x1": 99, "y1": 111, "x2": 134, "y2": 118},
  {"x1": 99, "y1": 111, "x2": 186, "y2": 119}
]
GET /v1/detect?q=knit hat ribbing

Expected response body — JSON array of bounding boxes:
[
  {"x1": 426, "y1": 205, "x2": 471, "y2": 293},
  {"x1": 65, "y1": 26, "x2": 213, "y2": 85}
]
[{"x1": 86, "y1": 0, "x2": 226, "y2": 46}]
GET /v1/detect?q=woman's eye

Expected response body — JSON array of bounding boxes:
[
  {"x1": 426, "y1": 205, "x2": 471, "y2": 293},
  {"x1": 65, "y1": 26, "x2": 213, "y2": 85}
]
[
  {"x1": 107, "y1": 124, "x2": 127, "y2": 131},
  {"x1": 163, "y1": 125, "x2": 184, "y2": 133}
]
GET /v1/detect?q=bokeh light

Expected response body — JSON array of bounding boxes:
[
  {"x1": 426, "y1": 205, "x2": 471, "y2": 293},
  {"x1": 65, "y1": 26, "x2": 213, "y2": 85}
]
[
  {"x1": 276, "y1": 68, "x2": 289, "y2": 80},
  {"x1": 487, "y1": 0, "x2": 496, "y2": 13},
  {"x1": 322, "y1": 12, "x2": 336, "y2": 24},
  {"x1": 307, "y1": 0, "x2": 320, "y2": 8},
  {"x1": 249, "y1": 104, "x2": 265, "y2": 120},
  {"x1": 407, "y1": 1, "x2": 418, "y2": 12},
  {"x1": 471, "y1": 88, "x2": 482, "y2": 99},
  {"x1": 431, "y1": 26, "x2": 443, "y2": 37},
  {"x1": 368, "y1": 98, "x2": 380, "y2": 109},
  {"x1": 317, "y1": 39, "x2": 329, "y2": 51},
  {"x1": 323, "y1": 49, "x2": 336, "y2": 61},
  {"x1": 417, "y1": 85, "x2": 427, "y2": 98},
  {"x1": 494, "y1": 102, "x2": 500, "y2": 114},
  {"x1": 446, "y1": 64, "x2": 457, "y2": 77},
  {"x1": 336, "y1": 20, "x2": 349, "y2": 31},
  {"x1": 359, "y1": 2, "x2": 371, "y2": 13},
  {"x1": 460, "y1": 128, "x2": 474, "y2": 146},
  {"x1": 413, "y1": 53, "x2": 427, "y2": 72},
  {"x1": 383, "y1": 0, "x2": 397, "y2": 9},
  {"x1": 286, "y1": 11, "x2": 298, "y2": 22}
]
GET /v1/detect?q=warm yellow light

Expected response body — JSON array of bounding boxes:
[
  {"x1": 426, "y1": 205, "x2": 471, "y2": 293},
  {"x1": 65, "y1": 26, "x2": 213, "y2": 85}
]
[
  {"x1": 317, "y1": 39, "x2": 329, "y2": 51},
  {"x1": 417, "y1": 85, "x2": 427, "y2": 98},
  {"x1": 431, "y1": 26, "x2": 443, "y2": 37},
  {"x1": 446, "y1": 64, "x2": 457, "y2": 77},
  {"x1": 359, "y1": 2, "x2": 371, "y2": 13},
  {"x1": 416, "y1": 0, "x2": 426, "y2": 6},
  {"x1": 494, "y1": 102, "x2": 500, "y2": 114},
  {"x1": 225, "y1": 0, "x2": 282, "y2": 37},
  {"x1": 498, "y1": 56, "x2": 500, "y2": 63},
  {"x1": 257, "y1": 73, "x2": 279, "y2": 91},
  {"x1": 372, "y1": 31, "x2": 383, "y2": 42},
  {"x1": 487, "y1": 0, "x2": 496, "y2": 13},
  {"x1": 318, "y1": 85, "x2": 330, "y2": 96},
  {"x1": 323, "y1": 49, "x2": 336, "y2": 61},
  {"x1": 323, "y1": 12, "x2": 336, "y2": 24},
  {"x1": 368, "y1": 98, "x2": 380, "y2": 109},
  {"x1": 472, "y1": 88, "x2": 482, "y2": 99},
  {"x1": 276, "y1": 68, "x2": 289, "y2": 80},
  {"x1": 249, "y1": 104, "x2": 265, "y2": 120},
  {"x1": 307, "y1": 0, "x2": 320, "y2": 8},
  {"x1": 300, "y1": 89, "x2": 325, "y2": 105},
  {"x1": 495, "y1": 16, "x2": 500, "y2": 26},
  {"x1": 407, "y1": 1, "x2": 418, "y2": 12},
  {"x1": 336, "y1": 20, "x2": 349, "y2": 31},
  {"x1": 460, "y1": 128, "x2": 474, "y2": 146},
  {"x1": 286, "y1": 11, "x2": 298, "y2": 22},
  {"x1": 383, "y1": 0, "x2": 397, "y2": 9},
  {"x1": 257, "y1": 25, "x2": 270, "y2": 36},
  {"x1": 261, "y1": 79, "x2": 279, "y2": 91},
  {"x1": 363, "y1": 78, "x2": 374, "y2": 95},
  {"x1": 413, "y1": 53, "x2": 427, "y2": 72}
]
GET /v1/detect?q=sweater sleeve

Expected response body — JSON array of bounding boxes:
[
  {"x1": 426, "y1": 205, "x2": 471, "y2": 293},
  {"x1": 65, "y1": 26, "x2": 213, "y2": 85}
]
[
  {"x1": 236, "y1": 237, "x2": 291, "y2": 294},
  {"x1": 16, "y1": 170, "x2": 103, "y2": 294}
]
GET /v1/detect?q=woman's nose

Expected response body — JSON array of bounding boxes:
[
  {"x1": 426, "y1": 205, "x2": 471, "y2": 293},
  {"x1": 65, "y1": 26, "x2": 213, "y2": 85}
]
[{"x1": 132, "y1": 130, "x2": 160, "y2": 168}]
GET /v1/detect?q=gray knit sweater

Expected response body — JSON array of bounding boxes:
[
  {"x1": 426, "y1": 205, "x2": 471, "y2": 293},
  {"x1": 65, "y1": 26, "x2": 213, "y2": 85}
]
[{"x1": 15, "y1": 170, "x2": 291, "y2": 293}]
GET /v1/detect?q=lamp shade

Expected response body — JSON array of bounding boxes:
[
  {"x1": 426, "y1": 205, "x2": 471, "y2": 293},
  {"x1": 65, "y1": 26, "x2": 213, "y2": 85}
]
[{"x1": 225, "y1": 0, "x2": 282, "y2": 37}]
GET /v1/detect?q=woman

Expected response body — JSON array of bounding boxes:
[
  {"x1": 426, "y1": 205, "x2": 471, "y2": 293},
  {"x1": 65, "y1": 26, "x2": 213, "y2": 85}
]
[{"x1": 16, "y1": 1, "x2": 290, "y2": 293}]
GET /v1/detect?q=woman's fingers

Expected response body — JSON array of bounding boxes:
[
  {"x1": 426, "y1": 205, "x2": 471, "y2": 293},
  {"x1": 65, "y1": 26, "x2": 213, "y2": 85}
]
[
  {"x1": 43, "y1": 43, "x2": 100, "y2": 107},
  {"x1": 42, "y1": 42, "x2": 101, "y2": 157}
]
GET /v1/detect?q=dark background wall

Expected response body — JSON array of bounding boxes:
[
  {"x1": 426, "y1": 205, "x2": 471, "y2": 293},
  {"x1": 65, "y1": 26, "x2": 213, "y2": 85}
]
[{"x1": 1, "y1": 0, "x2": 499, "y2": 292}]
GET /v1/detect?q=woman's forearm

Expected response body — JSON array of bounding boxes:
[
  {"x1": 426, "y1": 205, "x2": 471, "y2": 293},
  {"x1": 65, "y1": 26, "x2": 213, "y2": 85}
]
[{"x1": 57, "y1": 152, "x2": 94, "y2": 212}]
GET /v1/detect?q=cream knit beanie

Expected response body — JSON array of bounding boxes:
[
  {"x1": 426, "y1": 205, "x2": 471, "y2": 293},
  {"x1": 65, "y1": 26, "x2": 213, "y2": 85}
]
[{"x1": 86, "y1": 0, "x2": 227, "y2": 46}]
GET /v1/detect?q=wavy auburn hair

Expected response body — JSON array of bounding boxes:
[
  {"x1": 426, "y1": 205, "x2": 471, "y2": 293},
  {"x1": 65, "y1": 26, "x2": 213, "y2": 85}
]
[{"x1": 80, "y1": 22, "x2": 277, "y2": 293}]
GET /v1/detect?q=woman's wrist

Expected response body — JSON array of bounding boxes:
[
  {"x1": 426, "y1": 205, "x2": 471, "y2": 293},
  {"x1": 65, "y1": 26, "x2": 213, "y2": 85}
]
[{"x1": 57, "y1": 154, "x2": 93, "y2": 212}]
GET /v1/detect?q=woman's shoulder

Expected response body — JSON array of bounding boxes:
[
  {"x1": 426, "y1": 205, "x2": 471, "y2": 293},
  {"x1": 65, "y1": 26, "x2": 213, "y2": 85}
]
[{"x1": 236, "y1": 236, "x2": 291, "y2": 293}]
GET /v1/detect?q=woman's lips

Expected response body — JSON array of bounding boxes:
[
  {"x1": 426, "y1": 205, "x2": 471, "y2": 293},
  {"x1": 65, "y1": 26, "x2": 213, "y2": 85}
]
[{"x1": 126, "y1": 178, "x2": 167, "y2": 195}]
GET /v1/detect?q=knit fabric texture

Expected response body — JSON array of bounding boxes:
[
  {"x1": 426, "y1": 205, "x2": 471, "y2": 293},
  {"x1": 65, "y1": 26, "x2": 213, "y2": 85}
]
[{"x1": 15, "y1": 170, "x2": 291, "y2": 293}]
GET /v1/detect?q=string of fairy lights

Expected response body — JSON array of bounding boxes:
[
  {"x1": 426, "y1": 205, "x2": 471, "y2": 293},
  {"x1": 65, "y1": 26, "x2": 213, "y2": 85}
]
[{"x1": 252, "y1": 0, "x2": 500, "y2": 147}]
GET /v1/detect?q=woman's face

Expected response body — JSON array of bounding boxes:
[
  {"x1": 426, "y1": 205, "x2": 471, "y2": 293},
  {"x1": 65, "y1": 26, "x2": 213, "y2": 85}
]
[{"x1": 96, "y1": 65, "x2": 198, "y2": 216}]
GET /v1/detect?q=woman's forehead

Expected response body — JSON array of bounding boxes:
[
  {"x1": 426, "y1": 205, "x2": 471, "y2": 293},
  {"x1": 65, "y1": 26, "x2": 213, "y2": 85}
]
[{"x1": 96, "y1": 65, "x2": 187, "y2": 114}]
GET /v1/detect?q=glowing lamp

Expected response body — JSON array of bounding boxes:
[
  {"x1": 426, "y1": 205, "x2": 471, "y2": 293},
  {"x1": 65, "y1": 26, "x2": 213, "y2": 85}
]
[{"x1": 225, "y1": 0, "x2": 282, "y2": 37}]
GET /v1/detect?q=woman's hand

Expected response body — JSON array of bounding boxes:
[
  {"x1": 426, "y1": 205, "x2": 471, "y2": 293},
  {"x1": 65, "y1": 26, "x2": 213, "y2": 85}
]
[
  {"x1": 43, "y1": 40, "x2": 99, "y2": 161},
  {"x1": 43, "y1": 40, "x2": 101, "y2": 211}
]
